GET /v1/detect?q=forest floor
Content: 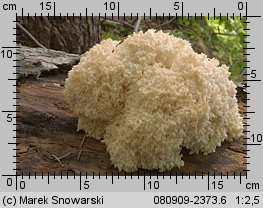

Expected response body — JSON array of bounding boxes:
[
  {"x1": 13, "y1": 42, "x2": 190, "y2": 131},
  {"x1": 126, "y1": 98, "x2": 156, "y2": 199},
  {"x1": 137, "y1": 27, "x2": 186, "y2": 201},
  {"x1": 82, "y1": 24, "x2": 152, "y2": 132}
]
[{"x1": 17, "y1": 73, "x2": 247, "y2": 176}]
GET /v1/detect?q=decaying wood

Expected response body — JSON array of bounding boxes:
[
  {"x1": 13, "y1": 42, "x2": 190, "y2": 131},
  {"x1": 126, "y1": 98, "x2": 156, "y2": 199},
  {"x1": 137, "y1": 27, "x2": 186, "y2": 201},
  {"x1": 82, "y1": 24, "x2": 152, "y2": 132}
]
[
  {"x1": 78, "y1": 134, "x2": 86, "y2": 161},
  {"x1": 16, "y1": 47, "x2": 247, "y2": 176},
  {"x1": 17, "y1": 45, "x2": 80, "y2": 79}
]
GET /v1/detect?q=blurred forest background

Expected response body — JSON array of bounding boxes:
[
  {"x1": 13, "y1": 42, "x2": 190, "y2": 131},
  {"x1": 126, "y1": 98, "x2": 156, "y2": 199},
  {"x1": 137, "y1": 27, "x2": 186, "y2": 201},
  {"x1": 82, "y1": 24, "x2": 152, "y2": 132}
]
[{"x1": 18, "y1": 16, "x2": 246, "y2": 82}]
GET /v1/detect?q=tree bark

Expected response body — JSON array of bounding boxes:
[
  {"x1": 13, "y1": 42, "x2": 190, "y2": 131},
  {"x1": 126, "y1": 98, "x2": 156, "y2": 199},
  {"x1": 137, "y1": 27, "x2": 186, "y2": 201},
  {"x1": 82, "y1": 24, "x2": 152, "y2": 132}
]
[
  {"x1": 17, "y1": 16, "x2": 101, "y2": 54},
  {"x1": 17, "y1": 45, "x2": 80, "y2": 78}
]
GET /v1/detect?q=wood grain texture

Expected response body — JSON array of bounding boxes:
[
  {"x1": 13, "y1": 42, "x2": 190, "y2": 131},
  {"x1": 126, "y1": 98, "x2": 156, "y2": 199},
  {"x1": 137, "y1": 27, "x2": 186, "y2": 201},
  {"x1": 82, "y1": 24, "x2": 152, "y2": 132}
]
[{"x1": 16, "y1": 73, "x2": 247, "y2": 176}]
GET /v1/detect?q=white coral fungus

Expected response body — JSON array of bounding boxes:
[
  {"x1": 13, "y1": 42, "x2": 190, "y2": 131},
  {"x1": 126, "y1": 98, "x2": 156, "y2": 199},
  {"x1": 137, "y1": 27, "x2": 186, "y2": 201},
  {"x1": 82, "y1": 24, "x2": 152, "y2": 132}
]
[{"x1": 65, "y1": 30, "x2": 243, "y2": 172}]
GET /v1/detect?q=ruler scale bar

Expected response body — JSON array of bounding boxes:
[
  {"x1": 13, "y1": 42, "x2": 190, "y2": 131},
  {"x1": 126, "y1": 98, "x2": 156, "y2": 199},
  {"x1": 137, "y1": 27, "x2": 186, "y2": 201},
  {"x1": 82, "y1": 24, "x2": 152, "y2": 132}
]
[{"x1": 0, "y1": 1, "x2": 262, "y2": 208}]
